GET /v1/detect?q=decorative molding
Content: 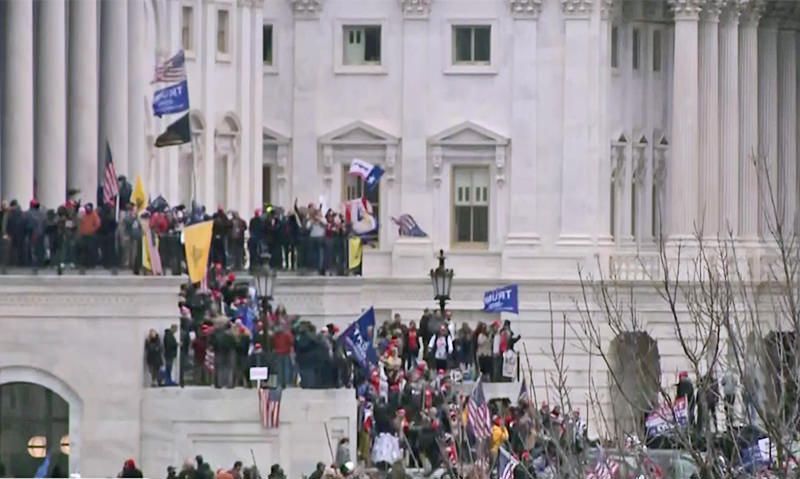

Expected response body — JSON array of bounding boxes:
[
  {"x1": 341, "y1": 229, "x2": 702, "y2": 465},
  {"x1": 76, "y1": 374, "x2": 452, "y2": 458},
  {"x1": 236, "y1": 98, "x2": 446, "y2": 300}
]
[
  {"x1": 668, "y1": 0, "x2": 706, "y2": 19},
  {"x1": 289, "y1": 0, "x2": 322, "y2": 17},
  {"x1": 738, "y1": 0, "x2": 764, "y2": 25},
  {"x1": 431, "y1": 146, "x2": 444, "y2": 187},
  {"x1": 510, "y1": 0, "x2": 543, "y2": 18},
  {"x1": 632, "y1": 143, "x2": 647, "y2": 187},
  {"x1": 317, "y1": 120, "x2": 399, "y2": 186},
  {"x1": 399, "y1": 0, "x2": 432, "y2": 18},
  {"x1": 561, "y1": 0, "x2": 593, "y2": 16},
  {"x1": 600, "y1": 0, "x2": 617, "y2": 19},
  {"x1": 385, "y1": 145, "x2": 397, "y2": 183},
  {"x1": 495, "y1": 146, "x2": 506, "y2": 186}
]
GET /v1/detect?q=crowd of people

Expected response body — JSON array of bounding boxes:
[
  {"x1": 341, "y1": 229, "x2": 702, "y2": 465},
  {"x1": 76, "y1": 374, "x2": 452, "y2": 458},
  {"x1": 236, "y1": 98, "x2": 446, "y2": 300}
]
[{"x1": 0, "y1": 179, "x2": 366, "y2": 275}]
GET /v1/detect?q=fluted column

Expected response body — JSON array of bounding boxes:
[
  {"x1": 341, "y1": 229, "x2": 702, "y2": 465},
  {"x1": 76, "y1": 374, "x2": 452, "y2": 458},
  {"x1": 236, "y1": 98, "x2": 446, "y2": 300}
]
[
  {"x1": 2, "y1": 0, "x2": 34, "y2": 202},
  {"x1": 739, "y1": 5, "x2": 760, "y2": 240},
  {"x1": 100, "y1": 0, "x2": 129, "y2": 180},
  {"x1": 699, "y1": 2, "x2": 721, "y2": 237},
  {"x1": 778, "y1": 25, "x2": 797, "y2": 234},
  {"x1": 252, "y1": 0, "x2": 265, "y2": 211},
  {"x1": 668, "y1": 0, "x2": 702, "y2": 238},
  {"x1": 559, "y1": 0, "x2": 596, "y2": 246},
  {"x1": 719, "y1": 5, "x2": 739, "y2": 235},
  {"x1": 758, "y1": 14, "x2": 779, "y2": 237},
  {"x1": 128, "y1": 0, "x2": 146, "y2": 183},
  {"x1": 36, "y1": 0, "x2": 67, "y2": 207}
]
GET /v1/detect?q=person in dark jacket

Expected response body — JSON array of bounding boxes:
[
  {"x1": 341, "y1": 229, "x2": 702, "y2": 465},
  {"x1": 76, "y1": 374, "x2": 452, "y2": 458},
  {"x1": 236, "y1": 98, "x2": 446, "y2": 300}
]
[
  {"x1": 676, "y1": 371, "x2": 695, "y2": 426},
  {"x1": 4, "y1": 200, "x2": 24, "y2": 266},
  {"x1": 98, "y1": 204, "x2": 118, "y2": 269},
  {"x1": 163, "y1": 325, "x2": 178, "y2": 386},
  {"x1": 195, "y1": 456, "x2": 214, "y2": 479},
  {"x1": 24, "y1": 199, "x2": 47, "y2": 267},
  {"x1": 212, "y1": 323, "x2": 236, "y2": 388},
  {"x1": 248, "y1": 210, "x2": 265, "y2": 272},
  {"x1": 145, "y1": 329, "x2": 164, "y2": 387},
  {"x1": 211, "y1": 208, "x2": 232, "y2": 268},
  {"x1": 119, "y1": 458, "x2": 144, "y2": 478}
]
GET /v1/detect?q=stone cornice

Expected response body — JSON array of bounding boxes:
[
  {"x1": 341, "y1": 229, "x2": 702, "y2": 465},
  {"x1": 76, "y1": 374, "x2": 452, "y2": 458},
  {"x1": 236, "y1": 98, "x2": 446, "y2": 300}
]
[
  {"x1": 289, "y1": 0, "x2": 322, "y2": 17},
  {"x1": 669, "y1": 0, "x2": 705, "y2": 19},
  {"x1": 561, "y1": 0, "x2": 593, "y2": 16},
  {"x1": 510, "y1": 0, "x2": 543, "y2": 18},
  {"x1": 399, "y1": 0, "x2": 432, "y2": 18}
]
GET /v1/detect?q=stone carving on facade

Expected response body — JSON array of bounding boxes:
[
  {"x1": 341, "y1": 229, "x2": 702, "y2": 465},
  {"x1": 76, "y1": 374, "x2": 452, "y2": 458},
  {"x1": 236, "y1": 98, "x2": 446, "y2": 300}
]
[
  {"x1": 385, "y1": 145, "x2": 397, "y2": 183},
  {"x1": 276, "y1": 146, "x2": 289, "y2": 186},
  {"x1": 701, "y1": 0, "x2": 725, "y2": 20},
  {"x1": 611, "y1": 144, "x2": 626, "y2": 187},
  {"x1": 289, "y1": 0, "x2": 322, "y2": 17},
  {"x1": 632, "y1": 141, "x2": 647, "y2": 187},
  {"x1": 431, "y1": 146, "x2": 443, "y2": 187},
  {"x1": 600, "y1": 0, "x2": 617, "y2": 19},
  {"x1": 653, "y1": 140, "x2": 668, "y2": 188},
  {"x1": 495, "y1": 146, "x2": 506, "y2": 186},
  {"x1": 561, "y1": 0, "x2": 594, "y2": 15},
  {"x1": 510, "y1": 0, "x2": 543, "y2": 18},
  {"x1": 399, "y1": 0, "x2": 432, "y2": 18},
  {"x1": 669, "y1": 0, "x2": 706, "y2": 18},
  {"x1": 321, "y1": 145, "x2": 334, "y2": 186}
]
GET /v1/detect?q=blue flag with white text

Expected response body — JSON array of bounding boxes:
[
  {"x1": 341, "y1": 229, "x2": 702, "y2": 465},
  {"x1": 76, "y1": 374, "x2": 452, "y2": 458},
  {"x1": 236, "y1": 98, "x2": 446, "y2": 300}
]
[
  {"x1": 483, "y1": 284, "x2": 519, "y2": 314},
  {"x1": 339, "y1": 307, "x2": 379, "y2": 371},
  {"x1": 153, "y1": 80, "x2": 189, "y2": 117}
]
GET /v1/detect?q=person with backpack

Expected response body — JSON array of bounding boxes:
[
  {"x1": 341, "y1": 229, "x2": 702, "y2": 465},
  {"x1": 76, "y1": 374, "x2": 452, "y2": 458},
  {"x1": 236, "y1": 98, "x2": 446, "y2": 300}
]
[{"x1": 427, "y1": 325, "x2": 453, "y2": 371}]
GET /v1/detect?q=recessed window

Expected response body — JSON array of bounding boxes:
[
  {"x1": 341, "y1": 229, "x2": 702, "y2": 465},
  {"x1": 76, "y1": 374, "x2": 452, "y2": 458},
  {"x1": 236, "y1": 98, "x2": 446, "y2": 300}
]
[
  {"x1": 453, "y1": 26, "x2": 491, "y2": 65},
  {"x1": 611, "y1": 25, "x2": 619, "y2": 69},
  {"x1": 453, "y1": 167, "x2": 489, "y2": 244},
  {"x1": 217, "y1": 9, "x2": 230, "y2": 56},
  {"x1": 343, "y1": 165, "x2": 380, "y2": 242},
  {"x1": 181, "y1": 6, "x2": 193, "y2": 52},
  {"x1": 343, "y1": 26, "x2": 381, "y2": 65},
  {"x1": 263, "y1": 24, "x2": 273, "y2": 65},
  {"x1": 632, "y1": 28, "x2": 641, "y2": 71},
  {"x1": 652, "y1": 30, "x2": 662, "y2": 72}
]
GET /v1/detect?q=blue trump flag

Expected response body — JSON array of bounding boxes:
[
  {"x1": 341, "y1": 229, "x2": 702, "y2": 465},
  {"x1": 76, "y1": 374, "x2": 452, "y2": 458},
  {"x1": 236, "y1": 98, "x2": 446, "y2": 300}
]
[
  {"x1": 34, "y1": 452, "x2": 51, "y2": 478},
  {"x1": 339, "y1": 307, "x2": 379, "y2": 371},
  {"x1": 153, "y1": 80, "x2": 189, "y2": 117},
  {"x1": 483, "y1": 284, "x2": 519, "y2": 314}
]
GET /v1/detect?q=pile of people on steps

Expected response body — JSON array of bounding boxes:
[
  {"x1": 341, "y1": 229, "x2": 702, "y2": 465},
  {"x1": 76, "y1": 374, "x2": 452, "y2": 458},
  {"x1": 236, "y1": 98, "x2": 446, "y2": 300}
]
[
  {"x1": 116, "y1": 455, "x2": 302, "y2": 479},
  {"x1": 0, "y1": 180, "x2": 363, "y2": 276}
]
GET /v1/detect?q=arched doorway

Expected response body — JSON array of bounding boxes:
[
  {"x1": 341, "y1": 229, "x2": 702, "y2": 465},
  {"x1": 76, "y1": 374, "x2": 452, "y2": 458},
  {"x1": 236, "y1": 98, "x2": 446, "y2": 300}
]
[
  {"x1": 0, "y1": 383, "x2": 69, "y2": 477},
  {"x1": 608, "y1": 332, "x2": 662, "y2": 440}
]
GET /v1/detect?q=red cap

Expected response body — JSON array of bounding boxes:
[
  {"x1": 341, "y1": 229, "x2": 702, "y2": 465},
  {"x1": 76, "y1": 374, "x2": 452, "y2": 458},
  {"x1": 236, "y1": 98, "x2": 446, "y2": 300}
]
[
  {"x1": 678, "y1": 371, "x2": 689, "y2": 379},
  {"x1": 227, "y1": 273, "x2": 236, "y2": 282},
  {"x1": 254, "y1": 343, "x2": 262, "y2": 350}
]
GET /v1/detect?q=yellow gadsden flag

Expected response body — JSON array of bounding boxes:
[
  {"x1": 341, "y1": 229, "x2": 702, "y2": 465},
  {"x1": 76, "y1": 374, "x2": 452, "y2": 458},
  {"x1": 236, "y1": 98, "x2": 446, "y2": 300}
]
[
  {"x1": 184, "y1": 220, "x2": 214, "y2": 283},
  {"x1": 132, "y1": 175, "x2": 147, "y2": 211},
  {"x1": 348, "y1": 236, "x2": 363, "y2": 270}
]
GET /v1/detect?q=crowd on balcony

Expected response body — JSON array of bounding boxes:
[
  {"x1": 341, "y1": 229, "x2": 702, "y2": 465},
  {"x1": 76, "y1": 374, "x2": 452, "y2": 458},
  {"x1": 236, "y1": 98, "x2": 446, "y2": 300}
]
[{"x1": 0, "y1": 184, "x2": 367, "y2": 275}]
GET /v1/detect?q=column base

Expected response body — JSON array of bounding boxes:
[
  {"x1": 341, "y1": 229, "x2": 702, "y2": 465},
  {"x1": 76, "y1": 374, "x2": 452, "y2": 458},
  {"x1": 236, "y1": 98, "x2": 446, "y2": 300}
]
[{"x1": 556, "y1": 234, "x2": 594, "y2": 247}]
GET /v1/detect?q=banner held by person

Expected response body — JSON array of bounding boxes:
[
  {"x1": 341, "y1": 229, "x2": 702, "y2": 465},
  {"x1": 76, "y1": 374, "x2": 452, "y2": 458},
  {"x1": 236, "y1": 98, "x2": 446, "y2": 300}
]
[
  {"x1": 645, "y1": 396, "x2": 688, "y2": 437},
  {"x1": 338, "y1": 308, "x2": 379, "y2": 371},
  {"x1": 483, "y1": 284, "x2": 519, "y2": 314},
  {"x1": 155, "y1": 112, "x2": 192, "y2": 147},
  {"x1": 184, "y1": 220, "x2": 214, "y2": 284},
  {"x1": 348, "y1": 158, "x2": 384, "y2": 191},
  {"x1": 152, "y1": 80, "x2": 189, "y2": 117},
  {"x1": 348, "y1": 236, "x2": 363, "y2": 270},
  {"x1": 131, "y1": 175, "x2": 147, "y2": 211}
]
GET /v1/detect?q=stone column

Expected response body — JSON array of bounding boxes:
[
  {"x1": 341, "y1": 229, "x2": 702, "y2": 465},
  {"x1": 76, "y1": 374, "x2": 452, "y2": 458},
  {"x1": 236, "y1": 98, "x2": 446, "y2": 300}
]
[
  {"x1": 251, "y1": 0, "x2": 265, "y2": 211},
  {"x1": 237, "y1": 2, "x2": 253, "y2": 214},
  {"x1": 2, "y1": 0, "x2": 34, "y2": 202},
  {"x1": 36, "y1": 0, "x2": 67, "y2": 207},
  {"x1": 399, "y1": 0, "x2": 433, "y2": 232},
  {"x1": 719, "y1": 5, "x2": 739, "y2": 235},
  {"x1": 100, "y1": 0, "x2": 129, "y2": 179},
  {"x1": 559, "y1": 0, "x2": 596, "y2": 246},
  {"x1": 739, "y1": 5, "x2": 760, "y2": 240},
  {"x1": 68, "y1": 0, "x2": 99, "y2": 201},
  {"x1": 128, "y1": 0, "x2": 146, "y2": 183},
  {"x1": 758, "y1": 14, "x2": 779, "y2": 237},
  {"x1": 290, "y1": 0, "x2": 323, "y2": 204},
  {"x1": 699, "y1": 2, "x2": 720, "y2": 238},
  {"x1": 778, "y1": 25, "x2": 797, "y2": 234},
  {"x1": 505, "y1": 0, "x2": 541, "y2": 263},
  {"x1": 668, "y1": 0, "x2": 702, "y2": 238}
]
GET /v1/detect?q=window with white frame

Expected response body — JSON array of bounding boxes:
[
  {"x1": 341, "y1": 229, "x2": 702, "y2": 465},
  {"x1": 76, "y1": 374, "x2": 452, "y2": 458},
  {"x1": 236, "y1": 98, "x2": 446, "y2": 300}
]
[
  {"x1": 453, "y1": 26, "x2": 491, "y2": 65},
  {"x1": 453, "y1": 167, "x2": 489, "y2": 244},
  {"x1": 263, "y1": 24, "x2": 273, "y2": 65},
  {"x1": 611, "y1": 25, "x2": 619, "y2": 69},
  {"x1": 652, "y1": 30, "x2": 662, "y2": 72},
  {"x1": 343, "y1": 25, "x2": 381, "y2": 65},
  {"x1": 217, "y1": 9, "x2": 230, "y2": 57},
  {"x1": 632, "y1": 27, "x2": 641, "y2": 71},
  {"x1": 181, "y1": 6, "x2": 193, "y2": 53}
]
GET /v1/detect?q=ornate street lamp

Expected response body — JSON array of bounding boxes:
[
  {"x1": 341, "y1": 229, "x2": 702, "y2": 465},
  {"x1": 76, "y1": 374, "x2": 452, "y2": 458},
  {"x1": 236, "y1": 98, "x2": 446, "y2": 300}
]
[
  {"x1": 429, "y1": 249, "x2": 454, "y2": 316},
  {"x1": 254, "y1": 265, "x2": 276, "y2": 314}
]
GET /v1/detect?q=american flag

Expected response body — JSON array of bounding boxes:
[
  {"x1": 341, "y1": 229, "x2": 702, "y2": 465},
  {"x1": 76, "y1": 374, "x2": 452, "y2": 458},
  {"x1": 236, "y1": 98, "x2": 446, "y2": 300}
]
[
  {"x1": 467, "y1": 379, "x2": 491, "y2": 440},
  {"x1": 152, "y1": 50, "x2": 186, "y2": 84},
  {"x1": 259, "y1": 388, "x2": 282, "y2": 429},
  {"x1": 498, "y1": 447, "x2": 519, "y2": 479},
  {"x1": 204, "y1": 346, "x2": 215, "y2": 372},
  {"x1": 102, "y1": 143, "x2": 118, "y2": 206},
  {"x1": 391, "y1": 214, "x2": 428, "y2": 237},
  {"x1": 587, "y1": 449, "x2": 620, "y2": 479}
]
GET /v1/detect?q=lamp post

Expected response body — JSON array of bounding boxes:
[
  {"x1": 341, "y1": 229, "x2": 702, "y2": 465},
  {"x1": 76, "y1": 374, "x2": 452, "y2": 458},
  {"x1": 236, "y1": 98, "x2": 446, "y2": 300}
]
[
  {"x1": 254, "y1": 265, "x2": 276, "y2": 315},
  {"x1": 429, "y1": 249, "x2": 454, "y2": 316}
]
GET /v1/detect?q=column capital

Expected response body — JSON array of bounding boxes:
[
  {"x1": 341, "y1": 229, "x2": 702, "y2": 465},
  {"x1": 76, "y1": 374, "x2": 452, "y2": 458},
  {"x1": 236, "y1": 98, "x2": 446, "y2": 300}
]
[
  {"x1": 719, "y1": 3, "x2": 740, "y2": 23},
  {"x1": 701, "y1": 0, "x2": 726, "y2": 21},
  {"x1": 399, "y1": 0, "x2": 432, "y2": 18},
  {"x1": 600, "y1": 0, "x2": 621, "y2": 19},
  {"x1": 738, "y1": 0, "x2": 764, "y2": 25},
  {"x1": 561, "y1": 0, "x2": 593, "y2": 17},
  {"x1": 510, "y1": 0, "x2": 543, "y2": 19},
  {"x1": 669, "y1": 0, "x2": 706, "y2": 19},
  {"x1": 289, "y1": 0, "x2": 322, "y2": 18}
]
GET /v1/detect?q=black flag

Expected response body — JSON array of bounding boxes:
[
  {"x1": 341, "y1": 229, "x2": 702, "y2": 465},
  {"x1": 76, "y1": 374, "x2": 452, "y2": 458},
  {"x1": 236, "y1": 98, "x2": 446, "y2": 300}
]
[{"x1": 155, "y1": 113, "x2": 191, "y2": 147}]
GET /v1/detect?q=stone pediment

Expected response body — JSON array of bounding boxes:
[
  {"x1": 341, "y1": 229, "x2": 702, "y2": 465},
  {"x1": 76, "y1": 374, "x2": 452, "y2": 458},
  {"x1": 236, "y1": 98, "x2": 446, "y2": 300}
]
[
  {"x1": 429, "y1": 121, "x2": 509, "y2": 147},
  {"x1": 319, "y1": 120, "x2": 398, "y2": 146},
  {"x1": 263, "y1": 126, "x2": 290, "y2": 145}
]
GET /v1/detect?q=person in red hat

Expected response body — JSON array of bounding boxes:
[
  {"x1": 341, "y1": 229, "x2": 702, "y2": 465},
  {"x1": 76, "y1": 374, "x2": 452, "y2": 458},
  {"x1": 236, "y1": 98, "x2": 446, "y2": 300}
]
[
  {"x1": 490, "y1": 415, "x2": 508, "y2": 457},
  {"x1": 119, "y1": 458, "x2": 143, "y2": 478}
]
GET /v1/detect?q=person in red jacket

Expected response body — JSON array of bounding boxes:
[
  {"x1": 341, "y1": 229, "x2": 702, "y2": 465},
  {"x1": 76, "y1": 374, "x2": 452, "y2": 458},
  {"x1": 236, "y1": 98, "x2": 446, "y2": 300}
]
[{"x1": 271, "y1": 326, "x2": 295, "y2": 388}]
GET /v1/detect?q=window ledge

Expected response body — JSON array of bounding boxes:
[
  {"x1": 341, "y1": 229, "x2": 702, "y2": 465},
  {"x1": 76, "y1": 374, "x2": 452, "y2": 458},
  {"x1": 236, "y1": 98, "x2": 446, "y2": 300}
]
[
  {"x1": 263, "y1": 64, "x2": 278, "y2": 75},
  {"x1": 450, "y1": 243, "x2": 490, "y2": 251},
  {"x1": 184, "y1": 50, "x2": 196, "y2": 61},
  {"x1": 444, "y1": 64, "x2": 497, "y2": 76},
  {"x1": 334, "y1": 64, "x2": 388, "y2": 75},
  {"x1": 216, "y1": 52, "x2": 232, "y2": 64}
]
